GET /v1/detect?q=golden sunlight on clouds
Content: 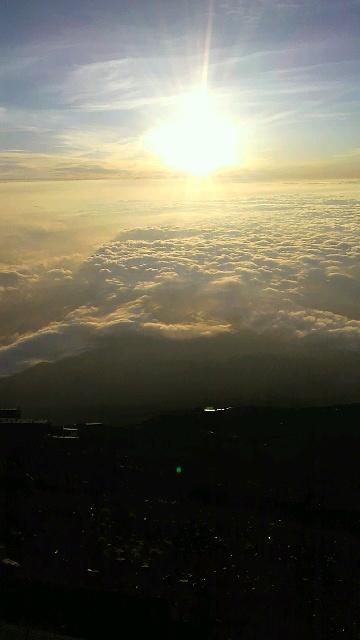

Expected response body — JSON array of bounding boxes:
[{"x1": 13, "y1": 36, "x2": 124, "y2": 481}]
[{"x1": 145, "y1": 87, "x2": 240, "y2": 176}]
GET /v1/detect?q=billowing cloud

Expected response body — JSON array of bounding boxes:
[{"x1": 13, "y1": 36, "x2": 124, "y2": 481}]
[{"x1": 1, "y1": 193, "x2": 360, "y2": 377}]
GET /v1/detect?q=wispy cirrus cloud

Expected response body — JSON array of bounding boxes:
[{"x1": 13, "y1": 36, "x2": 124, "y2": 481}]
[{"x1": 1, "y1": 0, "x2": 360, "y2": 179}]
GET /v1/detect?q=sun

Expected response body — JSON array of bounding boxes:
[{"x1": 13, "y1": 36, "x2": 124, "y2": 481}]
[{"x1": 146, "y1": 87, "x2": 240, "y2": 176}]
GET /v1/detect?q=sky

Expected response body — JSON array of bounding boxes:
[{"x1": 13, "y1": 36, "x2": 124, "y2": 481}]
[
  {"x1": 1, "y1": 0, "x2": 360, "y2": 181},
  {"x1": 1, "y1": 1, "x2": 360, "y2": 416}
]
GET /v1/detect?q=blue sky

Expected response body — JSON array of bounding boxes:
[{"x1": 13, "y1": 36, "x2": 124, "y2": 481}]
[{"x1": 1, "y1": 0, "x2": 360, "y2": 180}]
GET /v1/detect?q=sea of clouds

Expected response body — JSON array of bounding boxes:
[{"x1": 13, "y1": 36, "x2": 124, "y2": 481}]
[{"x1": 1, "y1": 191, "x2": 360, "y2": 378}]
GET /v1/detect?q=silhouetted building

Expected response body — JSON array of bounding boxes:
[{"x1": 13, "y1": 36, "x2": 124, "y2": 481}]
[
  {"x1": 0, "y1": 407, "x2": 51, "y2": 452},
  {"x1": 0, "y1": 408, "x2": 22, "y2": 421},
  {"x1": 51, "y1": 426, "x2": 79, "y2": 440},
  {"x1": 77, "y1": 422, "x2": 104, "y2": 441}
]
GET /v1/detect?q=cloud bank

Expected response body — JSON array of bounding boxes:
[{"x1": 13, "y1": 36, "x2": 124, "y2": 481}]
[{"x1": 1, "y1": 192, "x2": 360, "y2": 383}]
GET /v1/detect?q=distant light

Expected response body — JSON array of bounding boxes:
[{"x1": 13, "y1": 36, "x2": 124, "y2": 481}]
[{"x1": 176, "y1": 466, "x2": 182, "y2": 474}]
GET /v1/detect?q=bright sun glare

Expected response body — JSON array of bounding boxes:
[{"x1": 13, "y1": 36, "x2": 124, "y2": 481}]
[{"x1": 146, "y1": 87, "x2": 239, "y2": 176}]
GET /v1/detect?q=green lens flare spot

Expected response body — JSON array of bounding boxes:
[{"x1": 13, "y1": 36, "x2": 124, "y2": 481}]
[{"x1": 176, "y1": 466, "x2": 182, "y2": 474}]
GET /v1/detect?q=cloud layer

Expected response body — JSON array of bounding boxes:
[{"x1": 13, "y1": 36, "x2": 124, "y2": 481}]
[{"x1": 1, "y1": 191, "x2": 360, "y2": 379}]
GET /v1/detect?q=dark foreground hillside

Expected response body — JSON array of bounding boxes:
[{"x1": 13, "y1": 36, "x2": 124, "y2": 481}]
[
  {"x1": 1, "y1": 333, "x2": 360, "y2": 423},
  {"x1": 1, "y1": 404, "x2": 360, "y2": 638}
]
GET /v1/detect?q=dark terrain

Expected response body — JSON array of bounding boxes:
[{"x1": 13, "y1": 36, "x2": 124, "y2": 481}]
[{"x1": 1, "y1": 404, "x2": 360, "y2": 638}]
